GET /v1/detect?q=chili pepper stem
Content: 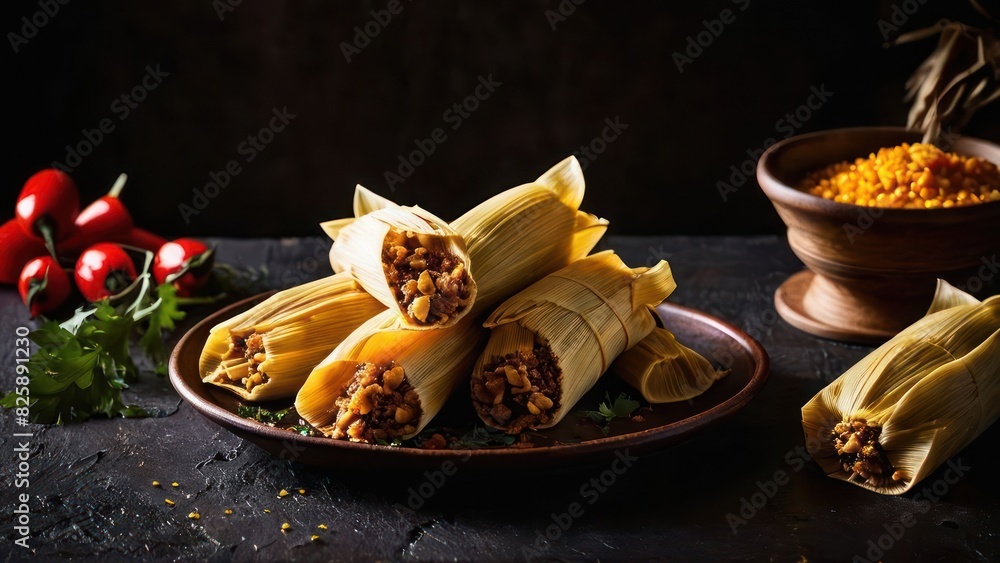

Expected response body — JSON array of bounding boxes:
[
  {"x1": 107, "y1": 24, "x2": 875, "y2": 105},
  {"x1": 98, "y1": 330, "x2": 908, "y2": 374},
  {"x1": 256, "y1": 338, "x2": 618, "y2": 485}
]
[
  {"x1": 36, "y1": 217, "x2": 59, "y2": 260},
  {"x1": 108, "y1": 173, "x2": 127, "y2": 199}
]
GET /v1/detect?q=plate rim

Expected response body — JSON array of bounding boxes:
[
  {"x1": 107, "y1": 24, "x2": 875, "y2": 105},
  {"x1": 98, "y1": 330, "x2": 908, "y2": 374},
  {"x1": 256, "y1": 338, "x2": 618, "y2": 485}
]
[{"x1": 168, "y1": 293, "x2": 770, "y2": 460}]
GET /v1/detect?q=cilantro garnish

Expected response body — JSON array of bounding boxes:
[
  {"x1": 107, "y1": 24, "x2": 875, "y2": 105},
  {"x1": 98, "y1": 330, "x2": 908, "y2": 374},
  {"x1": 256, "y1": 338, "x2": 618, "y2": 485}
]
[
  {"x1": 0, "y1": 250, "x2": 212, "y2": 424},
  {"x1": 236, "y1": 405, "x2": 290, "y2": 424},
  {"x1": 581, "y1": 392, "x2": 641, "y2": 425}
]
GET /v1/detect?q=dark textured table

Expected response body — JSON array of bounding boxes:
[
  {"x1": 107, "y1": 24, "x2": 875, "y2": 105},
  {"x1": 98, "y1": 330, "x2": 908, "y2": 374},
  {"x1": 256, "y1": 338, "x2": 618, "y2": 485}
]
[{"x1": 2, "y1": 236, "x2": 998, "y2": 562}]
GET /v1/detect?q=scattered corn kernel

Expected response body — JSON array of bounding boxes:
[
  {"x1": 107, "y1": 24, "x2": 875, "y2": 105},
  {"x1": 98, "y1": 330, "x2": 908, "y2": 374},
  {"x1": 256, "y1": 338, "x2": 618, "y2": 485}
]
[
  {"x1": 164, "y1": 498, "x2": 175, "y2": 507},
  {"x1": 171, "y1": 482, "x2": 180, "y2": 488},
  {"x1": 225, "y1": 509, "x2": 233, "y2": 516},
  {"x1": 188, "y1": 512, "x2": 200, "y2": 520},
  {"x1": 152, "y1": 481, "x2": 160, "y2": 487},
  {"x1": 278, "y1": 489, "x2": 290, "y2": 498},
  {"x1": 298, "y1": 489, "x2": 306, "y2": 495},
  {"x1": 311, "y1": 535, "x2": 321, "y2": 542},
  {"x1": 317, "y1": 524, "x2": 328, "y2": 530},
  {"x1": 281, "y1": 522, "x2": 291, "y2": 532},
  {"x1": 264, "y1": 509, "x2": 272, "y2": 514},
  {"x1": 800, "y1": 143, "x2": 1000, "y2": 209}
]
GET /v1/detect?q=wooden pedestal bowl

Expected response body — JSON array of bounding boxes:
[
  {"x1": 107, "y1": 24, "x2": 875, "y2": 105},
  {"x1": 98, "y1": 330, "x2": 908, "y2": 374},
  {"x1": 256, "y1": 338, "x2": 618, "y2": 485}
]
[{"x1": 757, "y1": 127, "x2": 1000, "y2": 344}]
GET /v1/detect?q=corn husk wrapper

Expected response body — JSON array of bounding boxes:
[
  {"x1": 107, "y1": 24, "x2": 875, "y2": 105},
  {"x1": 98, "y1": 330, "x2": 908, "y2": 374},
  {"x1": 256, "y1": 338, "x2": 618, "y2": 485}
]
[
  {"x1": 321, "y1": 156, "x2": 609, "y2": 312},
  {"x1": 802, "y1": 280, "x2": 1000, "y2": 494},
  {"x1": 612, "y1": 328, "x2": 729, "y2": 403},
  {"x1": 328, "y1": 206, "x2": 477, "y2": 329},
  {"x1": 473, "y1": 251, "x2": 676, "y2": 430},
  {"x1": 200, "y1": 273, "x2": 385, "y2": 401},
  {"x1": 295, "y1": 311, "x2": 487, "y2": 440}
]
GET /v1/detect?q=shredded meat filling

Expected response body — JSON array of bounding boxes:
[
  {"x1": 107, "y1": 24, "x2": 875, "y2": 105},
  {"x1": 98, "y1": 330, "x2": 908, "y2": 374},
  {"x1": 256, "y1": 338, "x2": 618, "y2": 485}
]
[
  {"x1": 383, "y1": 230, "x2": 471, "y2": 325},
  {"x1": 213, "y1": 333, "x2": 269, "y2": 392},
  {"x1": 832, "y1": 419, "x2": 902, "y2": 486},
  {"x1": 472, "y1": 345, "x2": 561, "y2": 435},
  {"x1": 332, "y1": 362, "x2": 422, "y2": 443}
]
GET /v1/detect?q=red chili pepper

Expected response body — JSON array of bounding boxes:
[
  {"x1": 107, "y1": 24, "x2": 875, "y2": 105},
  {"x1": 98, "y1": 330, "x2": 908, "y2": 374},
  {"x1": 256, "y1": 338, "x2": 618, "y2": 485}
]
[
  {"x1": 18, "y1": 256, "x2": 71, "y2": 317},
  {"x1": 60, "y1": 174, "x2": 134, "y2": 255},
  {"x1": 15, "y1": 169, "x2": 80, "y2": 258},
  {"x1": 74, "y1": 243, "x2": 137, "y2": 302},
  {"x1": 153, "y1": 238, "x2": 214, "y2": 297},
  {"x1": 0, "y1": 219, "x2": 48, "y2": 285},
  {"x1": 124, "y1": 227, "x2": 168, "y2": 253}
]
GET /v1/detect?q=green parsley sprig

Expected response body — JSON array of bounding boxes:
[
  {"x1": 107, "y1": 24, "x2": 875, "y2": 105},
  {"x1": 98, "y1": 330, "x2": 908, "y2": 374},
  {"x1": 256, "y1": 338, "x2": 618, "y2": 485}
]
[
  {"x1": 579, "y1": 392, "x2": 641, "y2": 433},
  {"x1": 0, "y1": 251, "x2": 208, "y2": 424}
]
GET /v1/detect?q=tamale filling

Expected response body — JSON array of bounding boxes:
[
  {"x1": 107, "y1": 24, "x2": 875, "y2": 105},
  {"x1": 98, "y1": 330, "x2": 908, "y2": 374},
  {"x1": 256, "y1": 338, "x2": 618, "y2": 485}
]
[
  {"x1": 331, "y1": 361, "x2": 422, "y2": 442},
  {"x1": 213, "y1": 334, "x2": 270, "y2": 392},
  {"x1": 383, "y1": 230, "x2": 471, "y2": 325},
  {"x1": 473, "y1": 345, "x2": 561, "y2": 434},
  {"x1": 832, "y1": 419, "x2": 901, "y2": 486}
]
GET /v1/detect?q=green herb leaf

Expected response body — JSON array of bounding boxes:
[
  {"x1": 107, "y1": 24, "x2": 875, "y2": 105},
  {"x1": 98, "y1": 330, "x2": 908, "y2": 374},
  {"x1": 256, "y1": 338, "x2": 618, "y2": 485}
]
[
  {"x1": 0, "y1": 255, "x2": 193, "y2": 424},
  {"x1": 0, "y1": 320, "x2": 146, "y2": 424},
  {"x1": 237, "y1": 405, "x2": 290, "y2": 424},
  {"x1": 139, "y1": 284, "x2": 187, "y2": 375},
  {"x1": 452, "y1": 425, "x2": 516, "y2": 449},
  {"x1": 581, "y1": 392, "x2": 641, "y2": 425}
]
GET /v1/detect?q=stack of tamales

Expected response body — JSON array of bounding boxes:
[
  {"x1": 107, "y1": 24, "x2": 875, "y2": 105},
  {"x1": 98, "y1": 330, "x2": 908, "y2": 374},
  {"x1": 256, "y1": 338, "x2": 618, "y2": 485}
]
[{"x1": 200, "y1": 156, "x2": 723, "y2": 444}]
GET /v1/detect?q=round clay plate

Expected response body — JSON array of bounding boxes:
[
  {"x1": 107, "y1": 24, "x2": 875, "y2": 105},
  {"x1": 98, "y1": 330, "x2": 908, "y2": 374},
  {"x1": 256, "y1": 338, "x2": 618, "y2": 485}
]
[{"x1": 169, "y1": 294, "x2": 769, "y2": 471}]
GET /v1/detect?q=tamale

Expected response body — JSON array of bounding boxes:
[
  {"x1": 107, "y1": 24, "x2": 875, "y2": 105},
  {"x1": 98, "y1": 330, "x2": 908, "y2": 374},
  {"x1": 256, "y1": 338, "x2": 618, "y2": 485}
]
[
  {"x1": 471, "y1": 251, "x2": 676, "y2": 433},
  {"x1": 801, "y1": 280, "x2": 1000, "y2": 494},
  {"x1": 321, "y1": 156, "x2": 610, "y2": 312},
  {"x1": 612, "y1": 327, "x2": 728, "y2": 403},
  {"x1": 329, "y1": 206, "x2": 477, "y2": 329},
  {"x1": 200, "y1": 273, "x2": 384, "y2": 401},
  {"x1": 295, "y1": 311, "x2": 486, "y2": 443}
]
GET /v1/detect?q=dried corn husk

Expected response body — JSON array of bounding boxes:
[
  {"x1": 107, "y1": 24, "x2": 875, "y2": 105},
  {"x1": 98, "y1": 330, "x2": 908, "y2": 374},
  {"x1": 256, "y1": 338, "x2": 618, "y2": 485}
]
[
  {"x1": 892, "y1": 20, "x2": 1000, "y2": 143},
  {"x1": 471, "y1": 251, "x2": 676, "y2": 433},
  {"x1": 295, "y1": 311, "x2": 486, "y2": 442},
  {"x1": 802, "y1": 280, "x2": 1000, "y2": 494},
  {"x1": 329, "y1": 206, "x2": 477, "y2": 329},
  {"x1": 612, "y1": 328, "x2": 728, "y2": 403},
  {"x1": 320, "y1": 156, "x2": 609, "y2": 312},
  {"x1": 200, "y1": 273, "x2": 385, "y2": 401}
]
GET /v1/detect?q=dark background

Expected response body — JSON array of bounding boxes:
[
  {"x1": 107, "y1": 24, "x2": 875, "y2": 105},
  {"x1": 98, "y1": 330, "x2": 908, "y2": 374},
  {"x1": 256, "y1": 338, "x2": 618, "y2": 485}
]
[{"x1": 3, "y1": 0, "x2": 999, "y2": 239}]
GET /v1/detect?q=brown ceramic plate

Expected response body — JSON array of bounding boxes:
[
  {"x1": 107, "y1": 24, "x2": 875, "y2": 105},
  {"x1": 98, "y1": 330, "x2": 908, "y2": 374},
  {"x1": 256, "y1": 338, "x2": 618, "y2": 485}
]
[{"x1": 169, "y1": 293, "x2": 769, "y2": 471}]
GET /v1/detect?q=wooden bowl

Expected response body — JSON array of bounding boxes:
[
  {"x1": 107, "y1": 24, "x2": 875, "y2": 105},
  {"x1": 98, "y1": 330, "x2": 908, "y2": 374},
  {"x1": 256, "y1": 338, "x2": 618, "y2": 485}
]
[{"x1": 757, "y1": 126, "x2": 1000, "y2": 344}]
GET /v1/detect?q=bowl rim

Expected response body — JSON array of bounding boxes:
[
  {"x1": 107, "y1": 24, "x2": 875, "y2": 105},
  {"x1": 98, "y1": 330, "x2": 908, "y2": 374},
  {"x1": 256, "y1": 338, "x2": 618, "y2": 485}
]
[{"x1": 757, "y1": 125, "x2": 1000, "y2": 216}]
